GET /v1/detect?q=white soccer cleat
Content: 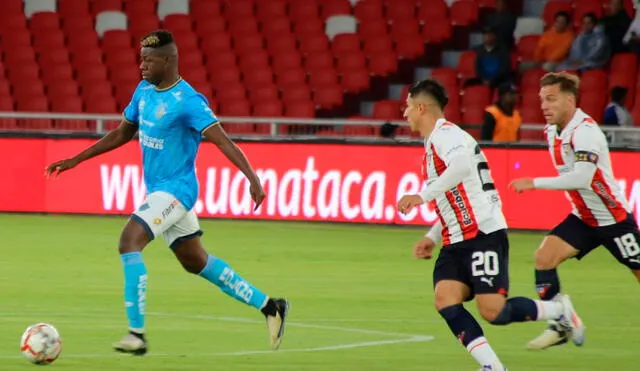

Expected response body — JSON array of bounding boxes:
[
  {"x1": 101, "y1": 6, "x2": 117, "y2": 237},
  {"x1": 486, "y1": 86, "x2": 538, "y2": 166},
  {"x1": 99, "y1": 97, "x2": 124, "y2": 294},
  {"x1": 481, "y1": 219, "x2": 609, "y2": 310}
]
[
  {"x1": 526, "y1": 322, "x2": 569, "y2": 350},
  {"x1": 112, "y1": 333, "x2": 147, "y2": 355},
  {"x1": 555, "y1": 294, "x2": 586, "y2": 346}
]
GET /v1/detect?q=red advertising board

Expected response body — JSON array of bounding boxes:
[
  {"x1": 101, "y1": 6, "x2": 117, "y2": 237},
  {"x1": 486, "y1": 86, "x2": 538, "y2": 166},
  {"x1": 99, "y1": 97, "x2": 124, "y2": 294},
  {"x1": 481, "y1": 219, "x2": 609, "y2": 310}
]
[{"x1": 2, "y1": 138, "x2": 639, "y2": 230}]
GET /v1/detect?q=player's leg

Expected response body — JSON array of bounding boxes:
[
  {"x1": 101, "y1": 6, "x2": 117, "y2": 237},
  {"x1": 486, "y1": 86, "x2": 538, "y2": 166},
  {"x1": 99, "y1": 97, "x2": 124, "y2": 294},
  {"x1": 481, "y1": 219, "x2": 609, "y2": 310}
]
[
  {"x1": 433, "y1": 248, "x2": 507, "y2": 371},
  {"x1": 165, "y1": 211, "x2": 289, "y2": 350},
  {"x1": 528, "y1": 215, "x2": 596, "y2": 350},
  {"x1": 470, "y1": 231, "x2": 568, "y2": 327},
  {"x1": 113, "y1": 192, "x2": 188, "y2": 355},
  {"x1": 597, "y1": 213, "x2": 640, "y2": 281}
]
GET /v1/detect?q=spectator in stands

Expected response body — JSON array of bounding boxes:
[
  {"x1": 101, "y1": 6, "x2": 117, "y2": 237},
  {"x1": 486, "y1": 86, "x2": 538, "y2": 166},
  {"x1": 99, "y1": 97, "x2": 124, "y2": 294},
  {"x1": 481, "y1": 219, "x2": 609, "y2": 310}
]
[
  {"x1": 379, "y1": 122, "x2": 397, "y2": 138},
  {"x1": 474, "y1": 27, "x2": 512, "y2": 88},
  {"x1": 623, "y1": 3, "x2": 640, "y2": 54},
  {"x1": 604, "y1": 86, "x2": 632, "y2": 127},
  {"x1": 483, "y1": 0, "x2": 517, "y2": 50},
  {"x1": 601, "y1": 0, "x2": 632, "y2": 54},
  {"x1": 556, "y1": 13, "x2": 610, "y2": 71},
  {"x1": 530, "y1": 11, "x2": 574, "y2": 72},
  {"x1": 481, "y1": 84, "x2": 521, "y2": 142}
]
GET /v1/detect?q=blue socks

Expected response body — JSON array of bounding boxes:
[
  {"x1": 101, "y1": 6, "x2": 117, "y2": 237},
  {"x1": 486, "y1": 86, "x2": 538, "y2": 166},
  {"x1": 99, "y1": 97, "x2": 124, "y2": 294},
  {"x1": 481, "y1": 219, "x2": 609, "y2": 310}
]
[
  {"x1": 439, "y1": 304, "x2": 485, "y2": 347},
  {"x1": 490, "y1": 297, "x2": 539, "y2": 325},
  {"x1": 535, "y1": 268, "x2": 560, "y2": 300},
  {"x1": 198, "y1": 255, "x2": 268, "y2": 310},
  {"x1": 121, "y1": 252, "x2": 148, "y2": 333}
]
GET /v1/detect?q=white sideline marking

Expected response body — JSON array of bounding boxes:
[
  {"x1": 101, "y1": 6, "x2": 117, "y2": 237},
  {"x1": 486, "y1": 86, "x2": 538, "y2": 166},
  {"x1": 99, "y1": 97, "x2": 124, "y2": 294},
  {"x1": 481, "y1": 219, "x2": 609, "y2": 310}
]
[
  {"x1": 0, "y1": 311, "x2": 435, "y2": 360},
  {"x1": 0, "y1": 336, "x2": 432, "y2": 360}
]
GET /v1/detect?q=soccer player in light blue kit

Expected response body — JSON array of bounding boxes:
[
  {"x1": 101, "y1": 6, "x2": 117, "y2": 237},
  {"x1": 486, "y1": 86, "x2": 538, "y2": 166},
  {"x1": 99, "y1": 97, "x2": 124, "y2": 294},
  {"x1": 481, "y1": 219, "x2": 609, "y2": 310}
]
[{"x1": 45, "y1": 30, "x2": 289, "y2": 355}]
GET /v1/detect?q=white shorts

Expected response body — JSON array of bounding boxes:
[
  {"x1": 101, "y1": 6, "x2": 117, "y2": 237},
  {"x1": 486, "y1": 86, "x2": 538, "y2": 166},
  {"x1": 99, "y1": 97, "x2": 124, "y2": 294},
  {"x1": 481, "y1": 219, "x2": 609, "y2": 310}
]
[{"x1": 132, "y1": 191, "x2": 202, "y2": 249}]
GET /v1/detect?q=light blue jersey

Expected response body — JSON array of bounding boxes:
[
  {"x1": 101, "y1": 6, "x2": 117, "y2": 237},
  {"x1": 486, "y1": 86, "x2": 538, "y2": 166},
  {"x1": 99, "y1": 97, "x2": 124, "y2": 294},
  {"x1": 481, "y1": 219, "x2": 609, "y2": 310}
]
[{"x1": 123, "y1": 79, "x2": 218, "y2": 210}]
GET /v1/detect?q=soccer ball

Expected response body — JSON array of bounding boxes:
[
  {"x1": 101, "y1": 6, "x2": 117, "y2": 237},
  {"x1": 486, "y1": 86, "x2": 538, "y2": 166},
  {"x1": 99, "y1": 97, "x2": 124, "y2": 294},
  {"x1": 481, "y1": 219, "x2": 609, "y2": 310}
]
[{"x1": 20, "y1": 323, "x2": 62, "y2": 364}]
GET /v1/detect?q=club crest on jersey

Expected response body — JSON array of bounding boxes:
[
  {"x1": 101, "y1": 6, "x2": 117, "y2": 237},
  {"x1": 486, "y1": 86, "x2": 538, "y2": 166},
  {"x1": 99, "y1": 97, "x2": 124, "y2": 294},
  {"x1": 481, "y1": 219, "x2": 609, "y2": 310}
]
[{"x1": 155, "y1": 104, "x2": 167, "y2": 119}]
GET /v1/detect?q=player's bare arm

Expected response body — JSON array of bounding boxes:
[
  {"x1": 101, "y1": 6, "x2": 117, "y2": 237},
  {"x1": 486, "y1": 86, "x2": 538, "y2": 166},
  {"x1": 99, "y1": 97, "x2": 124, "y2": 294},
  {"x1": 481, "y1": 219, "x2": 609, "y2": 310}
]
[
  {"x1": 202, "y1": 123, "x2": 265, "y2": 210},
  {"x1": 414, "y1": 221, "x2": 442, "y2": 259},
  {"x1": 45, "y1": 120, "x2": 138, "y2": 177}
]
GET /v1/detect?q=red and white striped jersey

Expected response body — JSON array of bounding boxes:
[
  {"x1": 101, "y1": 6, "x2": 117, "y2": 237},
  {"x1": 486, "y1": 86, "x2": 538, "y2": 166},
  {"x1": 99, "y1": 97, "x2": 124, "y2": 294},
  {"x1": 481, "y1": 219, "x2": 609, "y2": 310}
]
[
  {"x1": 544, "y1": 109, "x2": 630, "y2": 227},
  {"x1": 421, "y1": 119, "x2": 507, "y2": 245}
]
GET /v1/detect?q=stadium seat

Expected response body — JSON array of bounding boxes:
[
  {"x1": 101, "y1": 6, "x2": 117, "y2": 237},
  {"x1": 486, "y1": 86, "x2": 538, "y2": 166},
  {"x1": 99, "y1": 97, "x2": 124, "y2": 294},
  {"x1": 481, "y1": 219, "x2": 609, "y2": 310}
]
[
  {"x1": 325, "y1": 15, "x2": 358, "y2": 40},
  {"x1": 462, "y1": 85, "x2": 491, "y2": 109},
  {"x1": 386, "y1": 0, "x2": 416, "y2": 21},
  {"x1": 354, "y1": 0, "x2": 384, "y2": 20},
  {"x1": 332, "y1": 34, "x2": 361, "y2": 55},
  {"x1": 95, "y1": 11, "x2": 128, "y2": 37},
  {"x1": 321, "y1": 0, "x2": 352, "y2": 19},
  {"x1": 450, "y1": 0, "x2": 479, "y2": 26},
  {"x1": 309, "y1": 68, "x2": 339, "y2": 88},
  {"x1": 282, "y1": 84, "x2": 313, "y2": 103},
  {"x1": 341, "y1": 68, "x2": 371, "y2": 93},
  {"x1": 157, "y1": 0, "x2": 189, "y2": 20},
  {"x1": 369, "y1": 51, "x2": 398, "y2": 77},
  {"x1": 24, "y1": 0, "x2": 57, "y2": 19},
  {"x1": 513, "y1": 17, "x2": 544, "y2": 42},
  {"x1": 372, "y1": 100, "x2": 402, "y2": 120},
  {"x1": 91, "y1": 0, "x2": 124, "y2": 15},
  {"x1": 248, "y1": 84, "x2": 279, "y2": 103},
  {"x1": 457, "y1": 51, "x2": 477, "y2": 81},
  {"x1": 422, "y1": 18, "x2": 452, "y2": 44},
  {"x1": 256, "y1": 0, "x2": 287, "y2": 20},
  {"x1": 572, "y1": 0, "x2": 604, "y2": 29},
  {"x1": 313, "y1": 85, "x2": 344, "y2": 108},
  {"x1": 276, "y1": 69, "x2": 308, "y2": 86},
  {"x1": 284, "y1": 101, "x2": 316, "y2": 118},
  {"x1": 516, "y1": 35, "x2": 540, "y2": 62},
  {"x1": 253, "y1": 100, "x2": 284, "y2": 117},
  {"x1": 417, "y1": 0, "x2": 448, "y2": 21}
]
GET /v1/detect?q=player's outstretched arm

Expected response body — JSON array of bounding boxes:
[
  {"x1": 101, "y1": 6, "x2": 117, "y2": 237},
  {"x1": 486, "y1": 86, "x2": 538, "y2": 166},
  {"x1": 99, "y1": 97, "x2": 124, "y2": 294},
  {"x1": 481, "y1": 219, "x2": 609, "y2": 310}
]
[
  {"x1": 45, "y1": 120, "x2": 138, "y2": 177},
  {"x1": 202, "y1": 124, "x2": 265, "y2": 210},
  {"x1": 397, "y1": 151, "x2": 472, "y2": 214},
  {"x1": 414, "y1": 221, "x2": 442, "y2": 259}
]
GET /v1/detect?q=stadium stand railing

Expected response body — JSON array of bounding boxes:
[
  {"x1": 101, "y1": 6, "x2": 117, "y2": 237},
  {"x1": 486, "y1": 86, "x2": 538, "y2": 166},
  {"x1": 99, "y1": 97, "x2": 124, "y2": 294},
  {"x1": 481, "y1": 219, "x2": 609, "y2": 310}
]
[{"x1": 0, "y1": 111, "x2": 639, "y2": 146}]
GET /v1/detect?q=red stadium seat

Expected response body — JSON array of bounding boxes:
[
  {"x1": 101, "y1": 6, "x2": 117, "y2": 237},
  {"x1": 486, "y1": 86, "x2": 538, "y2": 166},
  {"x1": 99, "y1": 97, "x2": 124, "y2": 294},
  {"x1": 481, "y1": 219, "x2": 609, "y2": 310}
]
[
  {"x1": 276, "y1": 69, "x2": 307, "y2": 86},
  {"x1": 462, "y1": 85, "x2": 492, "y2": 109},
  {"x1": 256, "y1": 0, "x2": 287, "y2": 20},
  {"x1": 282, "y1": 84, "x2": 313, "y2": 103},
  {"x1": 450, "y1": 0, "x2": 479, "y2": 26},
  {"x1": 372, "y1": 100, "x2": 402, "y2": 120},
  {"x1": 386, "y1": 0, "x2": 416, "y2": 21},
  {"x1": 321, "y1": 0, "x2": 352, "y2": 19},
  {"x1": 313, "y1": 85, "x2": 344, "y2": 108},
  {"x1": 369, "y1": 51, "x2": 398, "y2": 76},
  {"x1": 332, "y1": 34, "x2": 361, "y2": 55},
  {"x1": 341, "y1": 69, "x2": 370, "y2": 93},
  {"x1": 457, "y1": 51, "x2": 477, "y2": 81},
  {"x1": 354, "y1": 0, "x2": 384, "y2": 20},
  {"x1": 284, "y1": 101, "x2": 316, "y2": 118},
  {"x1": 253, "y1": 100, "x2": 283, "y2": 117},
  {"x1": 309, "y1": 68, "x2": 339, "y2": 88},
  {"x1": 248, "y1": 84, "x2": 279, "y2": 103},
  {"x1": 516, "y1": 35, "x2": 540, "y2": 62}
]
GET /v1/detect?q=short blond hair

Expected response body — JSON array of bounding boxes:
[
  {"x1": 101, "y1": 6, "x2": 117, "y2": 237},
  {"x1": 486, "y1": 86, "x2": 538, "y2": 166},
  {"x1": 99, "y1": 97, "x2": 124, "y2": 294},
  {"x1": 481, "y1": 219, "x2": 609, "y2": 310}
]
[{"x1": 540, "y1": 72, "x2": 580, "y2": 97}]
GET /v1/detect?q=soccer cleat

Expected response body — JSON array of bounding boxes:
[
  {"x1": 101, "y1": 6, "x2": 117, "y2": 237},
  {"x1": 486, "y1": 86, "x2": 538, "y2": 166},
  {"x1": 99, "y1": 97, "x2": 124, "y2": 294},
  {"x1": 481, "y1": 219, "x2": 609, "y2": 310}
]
[
  {"x1": 554, "y1": 294, "x2": 586, "y2": 346},
  {"x1": 113, "y1": 332, "x2": 147, "y2": 355},
  {"x1": 263, "y1": 298, "x2": 289, "y2": 350},
  {"x1": 526, "y1": 322, "x2": 569, "y2": 350}
]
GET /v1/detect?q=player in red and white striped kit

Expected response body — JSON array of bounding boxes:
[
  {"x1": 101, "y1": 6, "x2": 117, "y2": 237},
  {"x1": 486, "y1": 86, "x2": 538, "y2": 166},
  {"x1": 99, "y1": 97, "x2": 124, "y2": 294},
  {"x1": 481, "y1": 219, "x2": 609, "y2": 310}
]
[
  {"x1": 398, "y1": 79, "x2": 582, "y2": 371},
  {"x1": 511, "y1": 72, "x2": 640, "y2": 350}
]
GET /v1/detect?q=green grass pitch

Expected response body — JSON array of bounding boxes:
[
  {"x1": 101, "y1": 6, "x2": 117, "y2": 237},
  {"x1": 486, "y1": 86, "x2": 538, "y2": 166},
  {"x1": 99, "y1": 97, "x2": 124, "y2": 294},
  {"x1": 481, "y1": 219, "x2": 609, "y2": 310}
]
[{"x1": 0, "y1": 214, "x2": 638, "y2": 370}]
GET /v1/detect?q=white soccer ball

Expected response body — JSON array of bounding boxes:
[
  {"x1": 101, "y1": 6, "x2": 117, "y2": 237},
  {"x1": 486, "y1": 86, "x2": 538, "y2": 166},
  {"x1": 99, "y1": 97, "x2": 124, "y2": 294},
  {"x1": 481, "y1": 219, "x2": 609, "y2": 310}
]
[{"x1": 20, "y1": 323, "x2": 62, "y2": 364}]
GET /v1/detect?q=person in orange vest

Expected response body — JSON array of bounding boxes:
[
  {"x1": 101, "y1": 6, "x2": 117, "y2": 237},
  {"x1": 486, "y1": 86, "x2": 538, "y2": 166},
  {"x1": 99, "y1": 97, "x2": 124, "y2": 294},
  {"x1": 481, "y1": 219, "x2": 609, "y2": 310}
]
[{"x1": 481, "y1": 84, "x2": 522, "y2": 142}]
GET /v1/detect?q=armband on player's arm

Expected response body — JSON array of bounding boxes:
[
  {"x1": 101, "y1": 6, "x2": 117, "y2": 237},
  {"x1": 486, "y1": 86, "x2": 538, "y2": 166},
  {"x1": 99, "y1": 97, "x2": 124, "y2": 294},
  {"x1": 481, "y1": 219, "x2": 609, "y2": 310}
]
[
  {"x1": 425, "y1": 220, "x2": 443, "y2": 244},
  {"x1": 533, "y1": 156, "x2": 598, "y2": 190},
  {"x1": 419, "y1": 150, "x2": 473, "y2": 202}
]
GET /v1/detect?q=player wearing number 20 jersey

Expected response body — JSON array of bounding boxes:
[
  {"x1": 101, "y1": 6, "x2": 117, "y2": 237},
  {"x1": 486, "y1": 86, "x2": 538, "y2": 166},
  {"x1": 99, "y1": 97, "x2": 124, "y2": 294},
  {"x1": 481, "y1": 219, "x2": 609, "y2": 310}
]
[
  {"x1": 398, "y1": 79, "x2": 582, "y2": 371},
  {"x1": 421, "y1": 118, "x2": 507, "y2": 246},
  {"x1": 510, "y1": 72, "x2": 640, "y2": 351}
]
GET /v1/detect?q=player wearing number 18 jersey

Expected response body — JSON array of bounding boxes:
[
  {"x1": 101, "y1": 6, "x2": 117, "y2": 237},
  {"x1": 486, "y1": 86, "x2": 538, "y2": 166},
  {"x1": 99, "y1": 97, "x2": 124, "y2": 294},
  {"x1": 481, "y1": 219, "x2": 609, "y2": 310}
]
[
  {"x1": 511, "y1": 72, "x2": 640, "y2": 350},
  {"x1": 397, "y1": 79, "x2": 582, "y2": 371}
]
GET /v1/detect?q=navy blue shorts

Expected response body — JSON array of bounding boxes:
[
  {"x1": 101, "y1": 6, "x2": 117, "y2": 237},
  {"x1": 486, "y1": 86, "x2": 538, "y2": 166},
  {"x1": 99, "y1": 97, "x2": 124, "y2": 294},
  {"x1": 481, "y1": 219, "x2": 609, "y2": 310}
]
[
  {"x1": 549, "y1": 213, "x2": 640, "y2": 270},
  {"x1": 433, "y1": 230, "x2": 510, "y2": 301}
]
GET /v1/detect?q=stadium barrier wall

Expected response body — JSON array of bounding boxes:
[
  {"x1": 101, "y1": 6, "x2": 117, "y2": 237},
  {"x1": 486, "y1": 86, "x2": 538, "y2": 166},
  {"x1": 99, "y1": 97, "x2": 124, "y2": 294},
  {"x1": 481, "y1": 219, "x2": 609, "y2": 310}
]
[{"x1": 2, "y1": 137, "x2": 639, "y2": 230}]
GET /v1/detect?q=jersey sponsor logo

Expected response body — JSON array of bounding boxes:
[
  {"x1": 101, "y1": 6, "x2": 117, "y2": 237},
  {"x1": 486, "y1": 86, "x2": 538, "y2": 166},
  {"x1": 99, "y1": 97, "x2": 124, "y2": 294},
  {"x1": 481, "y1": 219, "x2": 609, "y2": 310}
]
[
  {"x1": 162, "y1": 199, "x2": 179, "y2": 218},
  {"x1": 450, "y1": 187, "x2": 473, "y2": 226},
  {"x1": 139, "y1": 133, "x2": 164, "y2": 150},
  {"x1": 592, "y1": 180, "x2": 619, "y2": 208}
]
